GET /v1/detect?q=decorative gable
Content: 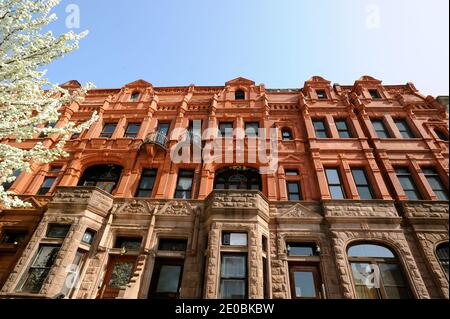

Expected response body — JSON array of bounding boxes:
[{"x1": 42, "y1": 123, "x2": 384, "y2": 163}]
[
  {"x1": 124, "y1": 79, "x2": 153, "y2": 88},
  {"x1": 225, "y1": 77, "x2": 256, "y2": 87}
]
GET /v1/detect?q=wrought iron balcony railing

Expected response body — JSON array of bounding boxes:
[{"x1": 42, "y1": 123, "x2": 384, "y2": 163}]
[{"x1": 143, "y1": 131, "x2": 169, "y2": 149}]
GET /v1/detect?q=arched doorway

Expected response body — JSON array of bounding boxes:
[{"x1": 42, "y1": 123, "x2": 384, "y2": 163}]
[
  {"x1": 78, "y1": 164, "x2": 123, "y2": 194},
  {"x1": 214, "y1": 167, "x2": 262, "y2": 191}
]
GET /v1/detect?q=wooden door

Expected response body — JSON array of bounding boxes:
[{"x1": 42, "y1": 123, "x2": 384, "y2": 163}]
[{"x1": 98, "y1": 255, "x2": 136, "y2": 299}]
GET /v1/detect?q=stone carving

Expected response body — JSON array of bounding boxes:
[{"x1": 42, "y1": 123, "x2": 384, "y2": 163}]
[
  {"x1": 113, "y1": 200, "x2": 155, "y2": 215},
  {"x1": 330, "y1": 230, "x2": 430, "y2": 299},
  {"x1": 324, "y1": 202, "x2": 399, "y2": 217},
  {"x1": 277, "y1": 203, "x2": 321, "y2": 219},
  {"x1": 157, "y1": 201, "x2": 193, "y2": 216}
]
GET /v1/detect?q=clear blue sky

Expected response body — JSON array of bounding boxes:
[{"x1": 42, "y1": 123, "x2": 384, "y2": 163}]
[{"x1": 46, "y1": 0, "x2": 449, "y2": 96}]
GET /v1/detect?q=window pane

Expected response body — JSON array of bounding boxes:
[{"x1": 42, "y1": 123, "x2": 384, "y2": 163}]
[
  {"x1": 405, "y1": 190, "x2": 420, "y2": 200},
  {"x1": 22, "y1": 269, "x2": 50, "y2": 293},
  {"x1": 285, "y1": 170, "x2": 299, "y2": 176},
  {"x1": 39, "y1": 177, "x2": 56, "y2": 192},
  {"x1": 338, "y1": 130, "x2": 351, "y2": 138},
  {"x1": 115, "y1": 237, "x2": 142, "y2": 251},
  {"x1": 158, "y1": 239, "x2": 187, "y2": 251},
  {"x1": 108, "y1": 262, "x2": 134, "y2": 288},
  {"x1": 348, "y1": 244, "x2": 395, "y2": 258},
  {"x1": 221, "y1": 255, "x2": 246, "y2": 278},
  {"x1": 313, "y1": 120, "x2": 325, "y2": 130},
  {"x1": 293, "y1": 272, "x2": 316, "y2": 298},
  {"x1": 220, "y1": 279, "x2": 245, "y2": 299},
  {"x1": 325, "y1": 169, "x2": 340, "y2": 184},
  {"x1": 379, "y1": 263, "x2": 407, "y2": 286},
  {"x1": 46, "y1": 224, "x2": 70, "y2": 238},
  {"x1": 329, "y1": 186, "x2": 345, "y2": 199},
  {"x1": 245, "y1": 123, "x2": 259, "y2": 136},
  {"x1": 157, "y1": 123, "x2": 170, "y2": 136},
  {"x1": 352, "y1": 169, "x2": 368, "y2": 185},
  {"x1": 1, "y1": 230, "x2": 27, "y2": 245},
  {"x1": 288, "y1": 194, "x2": 300, "y2": 201},
  {"x1": 156, "y1": 265, "x2": 182, "y2": 293},
  {"x1": 288, "y1": 182, "x2": 299, "y2": 193},
  {"x1": 95, "y1": 181, "x2": 115, "y2": 193},
  {"x1": 287, "y1": 243, "x2": 315, "y2": 256},
  {"x1": 229, "y1": 233, "x2": 247, "y2": 246},
  {"x1": 357, "y1": 186, "x2": 374, "y2": 200},
  {"x1": 82, "y1": 229, "x2": 96, "y2": 245},
  {"x1": 398, "y1": 176, "x2": 414, "y2": 190},
  {"x1": 32, "y1": 246, "x2": 60, "y2": 267}
]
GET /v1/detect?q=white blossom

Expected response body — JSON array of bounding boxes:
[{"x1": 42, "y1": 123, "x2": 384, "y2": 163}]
[{"x1": 0, "y1": 0, "x2": 97, "y2": 208}]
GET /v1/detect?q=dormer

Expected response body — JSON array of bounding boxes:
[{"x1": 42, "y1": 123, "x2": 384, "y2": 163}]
[
  {"x1": 121, "y1": 79, "x2": 154, "y2": 102},
  {"x1": 225, "y1": 77, "x2": 257, "y2": 101},
  {"x1": 352, "y1": 76, "x2": 386, "y2": 100},
  {"x1": 303, "y1": 76, "x2": 334, "y2": 101},
  {"x1": 60, "y1": 80, "x2": 82, "y2": 94}
]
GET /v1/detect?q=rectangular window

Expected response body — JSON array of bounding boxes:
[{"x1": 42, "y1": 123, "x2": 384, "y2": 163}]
[
  {"x1": 174, "y1": 170, "x2": 194, "y2": 199},
  {"x1": 222, "y1": 232, "x2": 248, "y2": 246},
  {"x1": 37, "y1": 177, "x2": 56, "y2": 195},
  {"x1": 312, "y1": 119, "x2": 330, "y2": 138},
  {"x1": 218, "y1": 122, "x2": 233, "y2": 138},
  {"x1": 394, "y1": 119, "x2": 415, "y2": 138},
  {"x1": 285, "y1": 169, "x2": 299, "y2": 176},
  {"x1": 50, "y1": 166, "x2": 62, "y2": 173},
  {"x1": 149, "y1": 258, "x2": 184, "y2": 298},
  {"x1": 157, "y1": 123, "x2": 170, "y2": 136},
  {"x1": 287, "y1": 182, "x2": 302, "y2": 201},
  {"x1": 158, "y1": 239, "x2": 188, "y2": 252},
  {"x1": 114, "y1": 237, "x2": 142, "y2": 251},
  {"x1": 20, "y1": 245, "x2": 60, "y2": 293},
  {"x1": 287, "y1": 243, "x2": 318, "y2": 257},
  {"x1": 1, "y1": 230, "x2": 27, "y2": 246},
  {"x1": 351, "y1": 168, "x2": 374, "y2": 200},
  {"x1": 395, "y1": 167, "x2": 422, "y2": 200},
  {"x1": 335, "y1": 119, "x2": 353, "y2": 138},
  {"x1": 369, "y1": 89, "x2": 382, "y2": 99},
  {"x1": 245, "y1": 122, "x2": 259, "y2": 137},
  {"x1": 316, "y1": 90, "x2": 327, "y2": 99},
  {"x1": 372, "y1": 119, "x2": 392, "y2": 139},
  {"x1": 325, "y1": 168, "x2": 346, "y2": 199},
  {"x1": 46, "y1": 224, "x2": 71, "y2": 239},
  {"x1": 2, "y1": 170, "x2": 21, "y2": 191},
  {"x1": 100, "y1": 123, "x2": 117, "y2": 138},
  {"x1": 135, "y1": 169, "x2": 157, "y2": 198},
  {"x1": 81, "y1": 229, "x2": 96, "y2": 245},
  {"x1": 422, "y1": 168, "x2": 449, "y2": 200},
  {"x1": 124, "y1": 123, "x2": 141, "y2": 138},
  {"x1": 220, "y1": 254, "x2": 247, "y2": 299}
]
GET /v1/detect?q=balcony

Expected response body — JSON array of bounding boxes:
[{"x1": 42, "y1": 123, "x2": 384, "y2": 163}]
[{"x1": 143, "y1": 131, "x2": 169, "y2": 149}]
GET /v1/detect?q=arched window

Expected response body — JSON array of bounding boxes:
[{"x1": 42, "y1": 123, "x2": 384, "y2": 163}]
[
  {"x1": 78, "y1": 164, "x2": 123, "y2": 194},
  {"x1": 347, "y1": 243, "x2": 411, "y2": 299},
  {"x1": 434, "y1": 128, "x2": 448, "y2": 141},
  {"x1": 235, "y1": 90, "x2": 245, "y2": 100},
  {"x1": 282, "y1": 128, "x2": 293, "y2": 141},
  {"x1": 130, "y1": 92, "x2": 140, "y2": 102},
  {"x1": 436, "y1": 242, "x2": 449, "y2": 279},
  {"x1": 214, "y1": 167, "x2": 262, "y2": 191}
]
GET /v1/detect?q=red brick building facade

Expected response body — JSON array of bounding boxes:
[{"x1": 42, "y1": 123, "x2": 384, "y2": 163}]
[{"x1": 0, "y1": 76, "x2": 448, "y2": 299}]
